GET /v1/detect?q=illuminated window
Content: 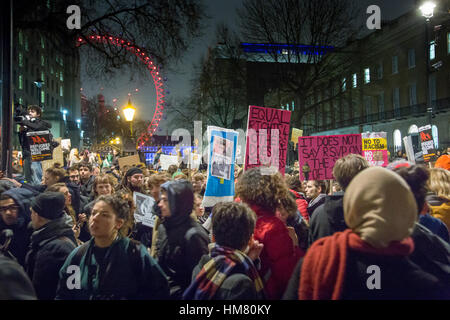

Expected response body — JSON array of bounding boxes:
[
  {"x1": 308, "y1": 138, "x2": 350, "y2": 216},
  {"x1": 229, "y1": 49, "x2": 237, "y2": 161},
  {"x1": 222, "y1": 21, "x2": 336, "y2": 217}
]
[
  {"x1": 352, "y1": 73, "x2": 357, "y2": 88},
  {"x1": 18, "y1": 52, "x2": 23, "y2": 67},
  {"x1": 41, "y1": 90, "x2": 45, "y2": 104},
  {"x1": 432, "y1": 125, "x2": 438, "y2": 149},
  {"x1": 430, "y1": 41, "x2": 435, "y2": 60},
  {"x1": 41, "y1": 55, "x2": 45, "y2": 66},
  {"x1": 18, "y1": 75, "x2": 23, "y2": 90},
  {"x1": 342, "y1": 77, "x2": 346, "y2": 91},
  {"x1": 393, "y1": 129, "x2": 402, "y2": 152},
  {"x1": 408, "y1": 125, "x2": 418, "y2": 134},
  {"x1": 60, "y1": 72, "x2": 63, "y2": 82},
  {"x1": 364, "y1": 68, "x2": 370, "y2": 84},
  {"x1": 60, "y1": 86, "x2": 63, "y2": 97}
]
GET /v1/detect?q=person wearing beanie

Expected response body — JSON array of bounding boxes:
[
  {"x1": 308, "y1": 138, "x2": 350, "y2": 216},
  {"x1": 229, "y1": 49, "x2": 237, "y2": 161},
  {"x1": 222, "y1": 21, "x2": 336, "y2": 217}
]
[
  {"x1": 283, "y1": 167, "x2": 447, "y2": 300},
  {"x1": 25, "y1": 192, "x2": 77, "y2": 300},
  {"x1": 155, "y1": 179, "x2": 209, "y2": 299},
  {"x1": 118, "y1": 167, "x2": 144, "y2": 195}
]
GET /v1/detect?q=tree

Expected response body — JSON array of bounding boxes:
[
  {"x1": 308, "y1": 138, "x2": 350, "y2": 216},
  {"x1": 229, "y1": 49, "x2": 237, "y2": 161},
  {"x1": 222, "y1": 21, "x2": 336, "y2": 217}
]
[
  {"x1": 172, "y1": 24, "x2": 248, "y2": 132},
  {"x1": 237, "y1": 0, "x2": 361, "y2": 126},
  {"x1": 14, "y1": 0, "x2": 207, "y2": 79}
]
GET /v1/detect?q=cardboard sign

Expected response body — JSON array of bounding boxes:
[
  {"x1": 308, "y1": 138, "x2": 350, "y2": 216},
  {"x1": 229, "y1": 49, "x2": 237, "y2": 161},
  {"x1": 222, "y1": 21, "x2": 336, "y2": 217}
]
[
  {"x1": 203, "y1": 126, "x2": 239, "y2": 208},
  {"x1": 418, "y1": 125, "x2": 436, "y2": 163},
  {"x1": 245, "y1": 105, "x2": 291, "y2": 175},
  {"x1": 117, "y1": 154, "x2": 141, "y2": 170},
  {"x1": 41, "y1": 138, "x2": 63, "y2": 172},
  {"x1": 291, "y1": 128, "x2": 303, "y2": 147},
  {"x1": 133, "y1": 192, "x2": 156, "y2": 228},
  {"x1": 362, "y1": 132, "x2": 388, "y2": 167},
  {"x1": 27, "y1": 131, "x2": 53, "y2": 161},
  {"x1": 61, "y1": 139, "x2": 71, "y2": 151},
  {"x1": 298, "y1": 134, "x2": 362, "y2": 181},
  {"x1": 159, "y1": 154, "x2": 179, "y2": 170}
]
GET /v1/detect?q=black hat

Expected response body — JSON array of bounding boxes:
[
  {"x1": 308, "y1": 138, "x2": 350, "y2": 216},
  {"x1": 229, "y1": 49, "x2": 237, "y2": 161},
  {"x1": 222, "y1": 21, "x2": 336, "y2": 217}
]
[
  {"x1": 31, "y1": 191, "x2": 65, "y2": 220},
  {"x1": 125, "y1": 167, "x2": 143, "y2": 178}
]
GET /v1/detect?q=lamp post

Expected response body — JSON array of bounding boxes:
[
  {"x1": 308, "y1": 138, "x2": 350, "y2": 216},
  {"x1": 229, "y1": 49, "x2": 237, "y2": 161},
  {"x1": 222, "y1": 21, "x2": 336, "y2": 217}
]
[
  {"x1": 34, "y1": 79, "x2": 44, "y2": 108},
  {"x1": 420, "y1": 1, "x2": 436, "y2": 125},
  {"x1": 123, "y1": 98, "x2": 136, "y2": 137}
]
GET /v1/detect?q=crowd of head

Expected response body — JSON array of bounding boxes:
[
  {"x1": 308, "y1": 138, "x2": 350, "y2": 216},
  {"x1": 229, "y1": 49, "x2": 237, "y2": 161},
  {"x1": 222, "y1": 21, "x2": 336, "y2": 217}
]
[{"x1": 0, "y1": 149, "x2": 449, "y2": 300}]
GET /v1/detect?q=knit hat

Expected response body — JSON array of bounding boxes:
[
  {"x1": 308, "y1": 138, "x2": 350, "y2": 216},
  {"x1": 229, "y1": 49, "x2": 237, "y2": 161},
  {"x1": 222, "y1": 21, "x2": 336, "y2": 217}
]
[
  {"x1": 31, "y1": 191, "x2": 66, "y2": 220},
  {"x1": 125, "y1": 167, "x2": 143, "y2": 178},
  {"x1": 435, "y1": 155, "x2": 450, "y2": 170}
]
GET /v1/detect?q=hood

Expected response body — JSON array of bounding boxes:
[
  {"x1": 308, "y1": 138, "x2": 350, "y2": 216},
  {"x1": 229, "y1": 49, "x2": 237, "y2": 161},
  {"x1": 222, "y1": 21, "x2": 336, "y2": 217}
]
[
  {"x1": 1, "y1": 188, "x2": 36, "y2": 229},
  {"x1": 160, "y1": 180, "x2": 194, "y2": 228},
  {"x1": 30, "y1": 216, "x2": 75, "y2": 247},
  {"x1": 344, "y1": 167, "x2": 417, "y2": 249}
]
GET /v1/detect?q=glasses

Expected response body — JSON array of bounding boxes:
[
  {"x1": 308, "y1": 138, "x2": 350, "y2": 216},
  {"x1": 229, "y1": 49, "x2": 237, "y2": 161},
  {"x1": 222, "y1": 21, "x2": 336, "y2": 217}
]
[{"x1": 0, "y1": 205, "x2": 19, "y2": 213}]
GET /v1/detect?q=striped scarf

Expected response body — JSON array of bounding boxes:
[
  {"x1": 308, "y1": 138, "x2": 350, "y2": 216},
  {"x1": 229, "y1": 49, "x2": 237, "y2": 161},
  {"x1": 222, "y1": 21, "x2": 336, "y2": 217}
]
[{"x1": 183, "y1": 243, "x2": 265, "y2": 300}]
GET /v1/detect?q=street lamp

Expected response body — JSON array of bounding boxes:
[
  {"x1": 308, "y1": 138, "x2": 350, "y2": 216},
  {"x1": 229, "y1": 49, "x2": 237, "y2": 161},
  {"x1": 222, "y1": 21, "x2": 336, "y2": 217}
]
[
  {"x1": 123, "y1": 98, "x2": 136, "y2": 137},
  {"x1": 420, "y1": 1, "x2": 436, "y2": 125}
]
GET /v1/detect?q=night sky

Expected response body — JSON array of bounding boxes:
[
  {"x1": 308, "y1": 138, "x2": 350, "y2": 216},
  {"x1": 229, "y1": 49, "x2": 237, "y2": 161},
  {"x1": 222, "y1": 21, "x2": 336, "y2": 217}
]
[{"x1": 81, "y1": 0, "x2": 416, "y2": 134}]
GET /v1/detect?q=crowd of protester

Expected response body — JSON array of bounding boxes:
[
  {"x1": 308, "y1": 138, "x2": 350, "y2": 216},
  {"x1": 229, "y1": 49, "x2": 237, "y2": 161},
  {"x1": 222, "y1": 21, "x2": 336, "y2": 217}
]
[{"x1": 0, "y1": 146, "x2": 449, "y2": 300}]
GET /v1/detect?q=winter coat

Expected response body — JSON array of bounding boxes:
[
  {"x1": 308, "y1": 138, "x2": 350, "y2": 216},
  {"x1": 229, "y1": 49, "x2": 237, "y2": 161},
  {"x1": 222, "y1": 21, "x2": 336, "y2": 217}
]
[
  {"x1": 283, "y1": 246, "x2": 448, "y2": 300},
  {"x1": 427, "y1": 194, "x2": 450, "y2": 233},
  {"x1": 289, "y1": 190, "x2": 309, "y2": 222},
  {"x1": 0, "y1": 253, "x2": 36, "y2": 300},
  {"x1": 156, "y1": 180, "x2": 209, "y2": 299},
  {"x1": 80, "y1": 175, "x2": 95, "y2": 198},
  {"x1": 56, "y1": 236, "x2": 169, "y2": 300},
  {"x1": 250, "y1": 204, "x2": 303, "y2": 299},
  {"x1": 190, "y1": 254, "x2": 261, "y2": 300},
  {"x1": 419, "y1": 213, "x2": 449, "y2": 243},
  {"x1": 0, "y1": 188, "x2": 35, "y2": 266},
  {"x1": 308, "y1": 191, "x2": 347, "y2": 246},
  {"x1": 307, "y1": 193, "x2": 327, "y2": 218},
  {"x1": 25, "y1": 217, "x2": 77, "y2": 300}
]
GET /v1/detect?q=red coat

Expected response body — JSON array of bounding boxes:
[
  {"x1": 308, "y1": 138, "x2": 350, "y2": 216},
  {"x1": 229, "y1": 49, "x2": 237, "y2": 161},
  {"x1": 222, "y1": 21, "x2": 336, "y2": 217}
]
[
  {"x1": 290, "y1": 190, "x2": 309, "y2": 222},
  {"x1": 250, "y1": 204, "x2": 303, "y2": 299}
]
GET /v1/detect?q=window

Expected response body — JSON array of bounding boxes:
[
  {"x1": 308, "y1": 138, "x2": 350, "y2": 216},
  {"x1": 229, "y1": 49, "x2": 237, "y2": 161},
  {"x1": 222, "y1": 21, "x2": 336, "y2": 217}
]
[
  {"x1": 432, "y1": 125, "x2": 438, "y2": 149},
  {"x1": 448, "y1": 33, "x2": 450, "y2": 54},
  {"x1": 408, "y1": 125, "x2": 418, "y2": 134},
  {"x1": 291, "y1": 100, "x2": 295, "y2": 111},
  {"x1": 41, "y1": 71, "x2": 45, "y2": 82},
  {"x1": 409, "y1": 83, "x2": 417, "y2": 106},
  {"x1": 364, "y1": 96, "x2": 372, "y2": 122},
  {"x1": 352, "y1": 73, "x2": 357, "y2": 88},
  {"x1": 378, "y1": 61, "x2": 383, "y2": 79},
  {"x1": 18, "y1": 52, "x2": 23, "y2": 67},
  {"x1": 408, "y1": 49, "x2": 415, "y2": 68},
  {"x1": 19, "y1": 97, "x2": 23, "y2": 105},
  {"x1": 60, "y1": 72, "x2": 63, "y2": 82},
  {"x1": 393, "y1": 129, "x2": 402, "y2": 152},
  {"x1": 60, "y1": 86, "x2": 63, "y2": 97},
  {"x1": 24, "y1": 36, "x2": 29, "y2": 51},
  {"x1": 41, "y1": 36, "x2": 45, "y2": 49},
  {"x1": 378, "y1": 92, "x2": 385, "y2": 119},
  {"x1": 50, "y1": 67, "x2": 54, "y2": 75},
  {"x1": 392, "y1": 56, "x2": 398, "y2": 74},
  {"x1": 41, "y1": 55, "x2": 45, "y2": 67},
  {"x1": 41, "y1": 90, "x2": 45, "y2": 104},
  {"x1": 18, "y1": 31, "x2": 23, "y2": 46},
  {"x1": 364, "y1": 68, "x2": 370, "y2": 84},
  {"x1": 342, "y1": 77, "x2": 347, "y2": 91},
  {"x1": 430, "y1": 41, "x2": 436, "y2": 60},
  {"x1": 393, "y1": 87, "x2": 400, "y2": 116},
  {"x1": 18, "y1": 75, "x2": 23, "y2": 90}
]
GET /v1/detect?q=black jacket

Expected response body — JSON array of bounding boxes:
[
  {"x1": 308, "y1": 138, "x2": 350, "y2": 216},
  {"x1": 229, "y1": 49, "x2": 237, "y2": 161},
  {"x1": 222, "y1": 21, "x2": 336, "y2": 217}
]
[
  {"x1": 308, "y1": 191, "x2": 346, "y2": 246},
  {"x1": 307, "y1": 193, "x2": 327, "y2": 218},
  {"x1": 0, "y1": 253, "x2": 37, "y2": 300},
  {"x1": 157, "y1": 180, "x2": 209, "y2": 299},
  {"x1": 190, "y1": 254, "x2": 262, "y2": 300},
  {"x1": 283, "y1": 247, "x2": 448, "y2": 300},
  {"x1": 80, "y1": 175, "x2": 95, "y2": 198},
  {"x1": 25, "y1": 217, "x2": 77, "y2": 300},
  {"x1": 18, "y1": 117, "x2": 51, "y2": 156},
  {"x1": 0, "y1": 188, "x2": 35, "y2": 266}
]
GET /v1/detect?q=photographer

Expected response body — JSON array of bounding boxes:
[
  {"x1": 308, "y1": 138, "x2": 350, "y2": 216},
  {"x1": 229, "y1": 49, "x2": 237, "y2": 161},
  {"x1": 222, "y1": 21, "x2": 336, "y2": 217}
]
[{"x1": 15, "y1": 105, "x2": 52, "y2": 184}]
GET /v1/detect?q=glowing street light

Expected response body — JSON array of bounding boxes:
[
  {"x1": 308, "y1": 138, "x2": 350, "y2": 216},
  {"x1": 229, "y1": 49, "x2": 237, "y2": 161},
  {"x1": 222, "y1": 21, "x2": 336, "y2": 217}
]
[
  {"x1": 123, "y1": 98, "x2": 136, "y2": 136},
  {"x1": 420, "y1": 1, "x2": 436, "y2": 20}
]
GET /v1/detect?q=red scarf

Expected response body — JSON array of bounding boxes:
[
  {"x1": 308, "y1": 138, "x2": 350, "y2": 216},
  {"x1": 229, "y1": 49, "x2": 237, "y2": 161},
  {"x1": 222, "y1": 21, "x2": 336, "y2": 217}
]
[{"x1": 298, "y1": 229, "x2": 414, "y2": 300}]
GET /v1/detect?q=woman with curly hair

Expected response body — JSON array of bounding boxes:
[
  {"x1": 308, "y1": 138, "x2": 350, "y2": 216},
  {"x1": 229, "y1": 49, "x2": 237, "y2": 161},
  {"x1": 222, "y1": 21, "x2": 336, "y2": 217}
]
[
  {"x1": 236, "y1": 167, "x2": 303, "y2": 299},
  {"x1": 427, "y1": 168, "x2": 450, "y2": 234},
  {"x1": 56, "y1": 194, "x2": 169, "y2": 300}
]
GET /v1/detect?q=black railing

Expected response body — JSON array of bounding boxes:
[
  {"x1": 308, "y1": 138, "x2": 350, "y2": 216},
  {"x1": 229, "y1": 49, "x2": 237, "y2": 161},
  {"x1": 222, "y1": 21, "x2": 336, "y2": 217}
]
[{"x1": 303, "y1": 98, "x2": 449, "y2": 135}]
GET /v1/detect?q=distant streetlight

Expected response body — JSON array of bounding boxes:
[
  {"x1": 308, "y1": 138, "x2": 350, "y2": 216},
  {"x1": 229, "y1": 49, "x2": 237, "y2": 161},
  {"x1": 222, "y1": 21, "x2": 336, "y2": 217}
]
[
  {"x1": 61, "y1": 108, "x2": 68, "y2": 121},
  {"x1": 420, "y1": 1, "x2": 436, "y2": 125},
  {"x1": 123, "y1": 98, "x2": 136, "y2": 137}
]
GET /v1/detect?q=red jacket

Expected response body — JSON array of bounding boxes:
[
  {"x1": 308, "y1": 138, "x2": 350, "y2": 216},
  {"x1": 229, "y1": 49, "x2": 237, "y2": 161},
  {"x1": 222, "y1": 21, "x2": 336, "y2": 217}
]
[
  {"x1": 290, "y1": 190, "x2": 309, "y2": 222},
  {"x1": 250, "y1": 204, "x2": 303, "y2": 299}
]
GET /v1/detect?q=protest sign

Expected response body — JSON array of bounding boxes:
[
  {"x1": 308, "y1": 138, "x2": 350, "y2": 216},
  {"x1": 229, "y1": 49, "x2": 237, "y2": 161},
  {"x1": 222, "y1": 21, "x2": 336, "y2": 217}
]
[
  {"x1": 291, "y1": 128, "x2": 303, "y2": 147},
  {"x1": 118, "y1": 154, "x2": 141, "y2": 171},
  {"x1": 361, "y1": 132, "x2": 388, "y2": 167},
  {"x1": 27, "y1": 131, "x2": 53, "y2": 161},
  {"x1": 133, "y1": 192, "x2": 156, "y2": 228},
  {"x1": 418, "y1": 125, "x2": 436, "y2": 163},
  {"x1": 203, "y1": 126, "x2": 239, "y2": 208},
  {"x1": 159, "y1": 154, "x2": 179, "y2": 170},
  {"x1": 61, "y1": 139, "x2": 71, "y2": 151},
  {"x1": 189, "y1": 152, "x2": 201, "y2": 170},
  {"x1": 42, "y1": 138, "x2": 63, "y2": 172},
  {"x1": 245, "y1": 105, "x2": 291, "y2": 175},
  {"x1": 298, "y1": 134, "x2": 362, "y2": 181}
]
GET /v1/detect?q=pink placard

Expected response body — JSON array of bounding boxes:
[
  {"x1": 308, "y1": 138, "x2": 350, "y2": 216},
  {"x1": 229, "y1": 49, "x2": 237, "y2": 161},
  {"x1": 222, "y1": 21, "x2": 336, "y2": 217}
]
[
  {"x1": 298, "y1": 134, "x2": 362, "y2": 181},
  {"x1": 245, "y1": 105, "x2": 291, "y2": 175}
]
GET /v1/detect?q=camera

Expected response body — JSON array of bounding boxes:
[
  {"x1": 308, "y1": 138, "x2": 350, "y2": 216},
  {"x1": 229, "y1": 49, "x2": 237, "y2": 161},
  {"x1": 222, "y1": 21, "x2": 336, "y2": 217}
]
[{"x1": 13, "y1": 104, "x2": 31, "y2": 123}]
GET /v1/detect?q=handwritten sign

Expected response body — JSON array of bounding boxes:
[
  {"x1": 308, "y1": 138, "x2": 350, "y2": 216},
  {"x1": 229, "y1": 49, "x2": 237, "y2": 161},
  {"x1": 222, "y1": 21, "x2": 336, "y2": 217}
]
[
  {"x1": 159, "y1": 155, "x2": 179, "y2": 170},
  {"x1": 362, "y1": 132, "x2": 388, "y2": 167},
  {"x1": 418, "y1": 125, "x2": 436, "y2": 163},
  {"x1": 291, "y1": 128, "x2": 303, "y2": 147},
  {"x1": 118, "y1": 154, "x2": 141, "y2": 171},
  {"x1": 245, "y1": 105, "x2": 291, "y2": 175},
  {"x1": 298, "y1": 134, "x2": 362, "y2": 181},
  {"x1": 27, "y1": 131, "x2": 53, "y2": 161}
]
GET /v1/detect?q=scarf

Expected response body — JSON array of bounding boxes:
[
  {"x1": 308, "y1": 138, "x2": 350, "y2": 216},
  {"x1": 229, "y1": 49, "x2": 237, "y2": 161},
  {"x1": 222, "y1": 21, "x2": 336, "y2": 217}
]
[
  {"x1": 183, "y1": 243, "x2": 265, "y2": 300},
  {"x1": 298, "y1": 229, "x2": 414, "y2": 300}
]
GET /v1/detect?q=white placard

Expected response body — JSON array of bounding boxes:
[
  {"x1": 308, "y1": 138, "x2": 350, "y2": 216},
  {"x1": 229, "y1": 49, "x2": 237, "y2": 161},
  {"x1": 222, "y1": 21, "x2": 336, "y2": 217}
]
[{"x1": 133, "y1": 192, "x2": 156, "y2": 228}]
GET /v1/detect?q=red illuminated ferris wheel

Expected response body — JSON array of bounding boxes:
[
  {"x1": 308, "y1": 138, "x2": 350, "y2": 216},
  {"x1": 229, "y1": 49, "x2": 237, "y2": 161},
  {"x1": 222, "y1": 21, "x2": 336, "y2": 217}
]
[{"x1": 77, "y1": 34, "x2": 165, "y2": 147}]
